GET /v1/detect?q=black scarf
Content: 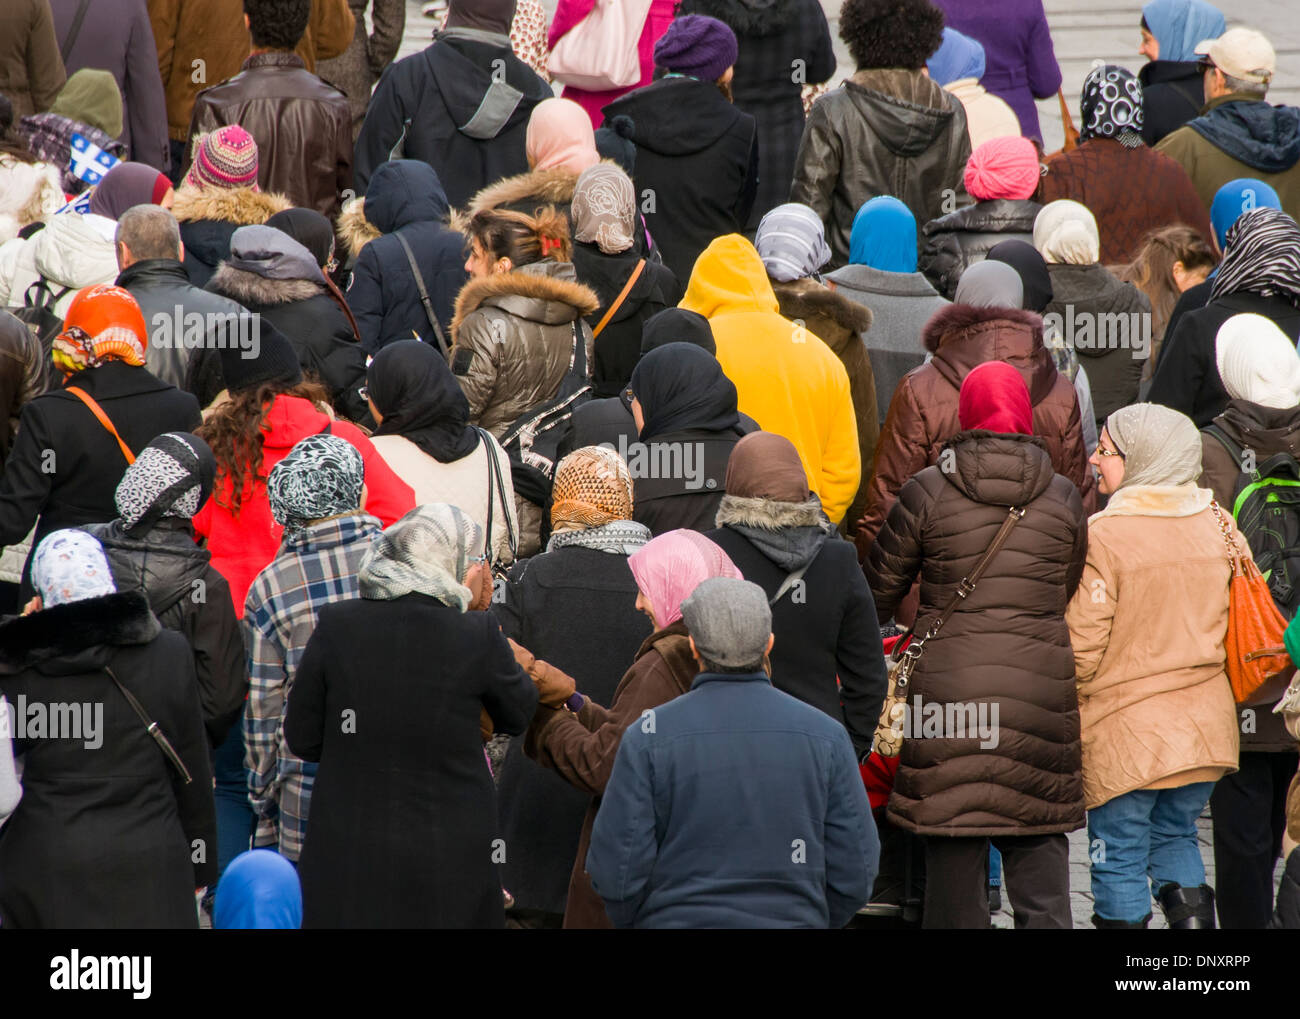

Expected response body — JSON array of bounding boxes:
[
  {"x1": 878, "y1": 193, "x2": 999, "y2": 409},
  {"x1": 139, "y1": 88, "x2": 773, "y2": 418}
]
[
  {"x1": 369, "y1": 340, "x2": 480, "y2": 463},
  {"x1": 630, "y1": 342, "x2": 740, "y2": 440}
]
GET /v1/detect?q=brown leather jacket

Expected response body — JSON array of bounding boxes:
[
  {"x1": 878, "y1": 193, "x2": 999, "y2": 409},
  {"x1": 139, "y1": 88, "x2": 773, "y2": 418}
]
[
  {"x1": 187, "y1": 52, "x2": 352, "y2": 224},
  {"x1": 855, "y1": 303, "x2": 1096, "y2": 559}
]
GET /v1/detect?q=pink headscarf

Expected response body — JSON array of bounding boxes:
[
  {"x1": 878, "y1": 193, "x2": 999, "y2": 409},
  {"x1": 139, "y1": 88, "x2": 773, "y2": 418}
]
[
  {"x1": 526, "y1": 98, "x2": 600, "y2": 175},
  {"x1": 627, "y1": 529, "x2": 742, "y2": 629},
  {"x1": 963, "y1": 136, "x2": 1041, "y2": 202}
]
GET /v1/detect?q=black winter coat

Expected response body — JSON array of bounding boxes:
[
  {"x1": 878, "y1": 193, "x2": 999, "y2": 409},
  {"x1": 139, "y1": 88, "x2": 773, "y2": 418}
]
[
  {"x1": 707, "y1": 501, "x2": 886, "y2": 758},
  {"x1": 866, "y1": 431, "x2": 1087, "y2": 837},
  {"x1": 353, "y1": 35, "x2": 552, "y2": 206},
  {"x1": 678, "y1": 0, "x2": 836, "y2": 230},
  {"x1": 632, "y1": 427, "x2": 746, "y2": 537},
  {"x1": 284, "y1": 593, "x2": 538, "y2": 928},
  {"x1": 0, "y1": 592, "x2": 216, "y2": 928},
  {"x1": 1139, "y1": 60, "x2": 1207, "y2": 147},
  {"x1": 0, "y1": 362, "x2": 201, "y2": 586},
  {"x1": 602, "y1": 77, "x2": 759, "y2": 284},
  {"x1": 1158, "y1": 275, "x2": 1212, "y2": 361},
  {"x1": 81, "y1": 517, "x2": 247, "y2": 747},
  {"x1": 919, "y1": 199, "x2": 1041, "y2": 300},
  {"x1": 1149, "y1": 291, "x2": 1300, "y2": 427},
  {"x1": 571, "y1": 242, "x2": 680, "y2": 397},
  {"x1": 492, "y1": 544, "x2": 650, "y2": 916}
]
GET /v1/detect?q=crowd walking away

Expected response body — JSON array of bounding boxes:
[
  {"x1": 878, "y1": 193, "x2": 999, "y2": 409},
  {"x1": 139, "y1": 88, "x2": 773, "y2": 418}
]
[{"x1": 1, "y1": 0, "x2": 1300, "y2": 957}]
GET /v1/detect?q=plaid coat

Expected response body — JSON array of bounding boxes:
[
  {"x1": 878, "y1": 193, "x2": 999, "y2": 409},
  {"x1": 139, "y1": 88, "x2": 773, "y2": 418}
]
[{"x1": 242, "y1": 513, "x2": 382, "y2": 862}]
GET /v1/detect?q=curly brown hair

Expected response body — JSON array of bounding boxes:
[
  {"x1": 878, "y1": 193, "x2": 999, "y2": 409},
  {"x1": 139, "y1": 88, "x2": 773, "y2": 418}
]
[{"x1": 197, "y1": 378, "x2": 331, "y2": 516}]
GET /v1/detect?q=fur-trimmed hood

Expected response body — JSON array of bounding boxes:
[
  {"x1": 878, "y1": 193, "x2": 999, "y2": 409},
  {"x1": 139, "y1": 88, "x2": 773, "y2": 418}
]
[
  {"x1": 0, "y1": 591, "x2": 159, "y2": 674},
  {"x1": 921, "y1": 302, "x2": 1043, "y2": 354},
  {"x1": 171, "y1": 185, "x2": 292, "y2": 225},
  {"x1": 716, "y1": 495, "x2": 834, "y2": 572},
  {"x1": 208, "y1": 263, "x2": 326, "y2": 306},
  {"x1": 336, "y1": 197, "x2": 380, "y2": 258},
  {"x1": 465, "y1": 166, "x2": 580, "y2": 217},
  {"x1": 716, "y1": 494, "x2": 825, "y2": 530},
  {"x1": 771, "y1": 277, "x2": 872, "y2": 352},
  {"x1": 921, "y1": 302, "x2": 1059, "y2": 404},
  {"x1": 452, "y1": 261, "x2": 600, "y2": 333}
]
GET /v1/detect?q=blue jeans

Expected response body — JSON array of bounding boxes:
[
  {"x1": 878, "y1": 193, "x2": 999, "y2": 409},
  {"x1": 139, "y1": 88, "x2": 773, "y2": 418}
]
[
  {"x1": 212, "y1": 716, "x2": 254, "y2": 880},
  {"x1": 989, "y1": 846, "x2": 1003, "y2": 889},
  {"x1": 1087, "y1": 783, "x2": 1214, "y2": 923}
]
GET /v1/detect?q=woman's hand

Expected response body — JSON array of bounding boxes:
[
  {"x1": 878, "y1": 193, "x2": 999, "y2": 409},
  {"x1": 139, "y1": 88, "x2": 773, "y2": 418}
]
[
  {"x1": 20, "y1": 596, "x2": 41, "y2": 616},
  {"x1": 509, "y1": 639, "x2": 577, "y2": 707}
]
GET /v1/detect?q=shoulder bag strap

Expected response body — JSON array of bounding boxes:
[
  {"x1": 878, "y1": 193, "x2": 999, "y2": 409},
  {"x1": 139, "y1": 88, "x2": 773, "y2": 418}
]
[
  {"x1": 477, "y1": 427, "x2": 517, "y2": 563},
  {"x1": 104, "y1": 667, "x2": 193, "y2": 785},
  {"x1": 60, "y1": 0, "x2": 92, "y2": 64},
  {"x1": 394, "y1": 231, "x2": 450, "y2": 357},
  {"x1": 65, "y1": 386, "x2": 135, "y2": 465},
  {"x1": 591, "y1": 259, "x2": 646, "y2": 339}
]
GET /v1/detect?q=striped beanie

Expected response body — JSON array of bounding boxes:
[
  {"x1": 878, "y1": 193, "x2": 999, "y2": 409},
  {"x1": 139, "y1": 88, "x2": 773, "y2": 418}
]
[{"x1": 184, "y1": 126, "x2": 259, "y2": 191}]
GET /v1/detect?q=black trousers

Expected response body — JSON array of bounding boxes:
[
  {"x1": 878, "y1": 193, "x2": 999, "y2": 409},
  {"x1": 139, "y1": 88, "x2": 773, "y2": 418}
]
[
  {"x1": 923, "y1": 833, "x2": 1072, "y2": 929},
  {"x1": 1211, "y1": 750, "x2": 1300, "y2": 929}
]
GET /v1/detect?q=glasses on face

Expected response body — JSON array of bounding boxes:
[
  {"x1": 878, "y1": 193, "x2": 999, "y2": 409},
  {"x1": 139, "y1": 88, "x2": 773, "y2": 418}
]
[
  {"x1": 1096, "y1": 444, "x2": 1125, "y2": 459},
  {"x1": 359, "y1": 384, "x2": 369, "y2": 401},
  {"x1": 621, "y1": 387, "x2": 635, "y2": 407}
]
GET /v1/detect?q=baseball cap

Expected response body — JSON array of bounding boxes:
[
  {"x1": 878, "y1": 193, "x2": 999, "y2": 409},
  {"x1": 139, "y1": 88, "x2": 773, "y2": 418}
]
[{"x1": 1195, "y1": 27, "x2": 1275, "y2": 85}]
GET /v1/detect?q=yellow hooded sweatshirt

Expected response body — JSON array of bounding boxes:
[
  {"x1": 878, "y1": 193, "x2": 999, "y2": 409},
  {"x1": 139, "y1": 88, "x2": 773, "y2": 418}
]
[{"x1": 680, "y1": 235, "x2": 860, "y2": 523}]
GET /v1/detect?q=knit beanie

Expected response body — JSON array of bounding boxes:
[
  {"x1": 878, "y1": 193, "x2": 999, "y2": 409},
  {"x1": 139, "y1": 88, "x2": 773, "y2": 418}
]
[
  {"x1": 1215, "y1": 313, "x2": 1300, "y2": 409},
  {"x1": 653, "y1": 15, "x2": 738, "y2": 83},
  {"x1": 51, "y1": 70, "x2": 124, "y2": 139},
  {"x1": 964, "y1": 136, "x2": 1041, "y2": 202},
  {"x1": 218, "y1": 316, "x2": 303, "y2": 394},
  {"x1": 681, "y1": 577, "x2": 771, "y2": 669},
  {"x1": 184, "y1": 126, "x2": 259, "y2": 192}
]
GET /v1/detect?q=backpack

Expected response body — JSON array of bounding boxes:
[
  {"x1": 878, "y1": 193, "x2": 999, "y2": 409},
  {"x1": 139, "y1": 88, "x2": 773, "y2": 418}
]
[
  {"x1": 13, "y1": 279, "x2": 69, "y2": 392},
  {"x1": 498, "y1": 321, "x2": 591, "y2": 508},
  {"x1": 1205, "y1": 423, "x2": 1300, "y2": 614}
]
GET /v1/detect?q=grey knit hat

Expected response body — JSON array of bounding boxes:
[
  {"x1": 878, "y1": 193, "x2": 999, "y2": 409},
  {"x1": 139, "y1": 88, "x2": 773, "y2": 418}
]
[{"x1": 681, "y1": 577, "x2": 771, "y2": 670}]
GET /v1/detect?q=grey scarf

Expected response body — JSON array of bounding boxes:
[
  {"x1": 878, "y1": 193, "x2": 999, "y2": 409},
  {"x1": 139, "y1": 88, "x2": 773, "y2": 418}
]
[{"x1": 546, "y1": 520, "x2": 652, "y2": 556}]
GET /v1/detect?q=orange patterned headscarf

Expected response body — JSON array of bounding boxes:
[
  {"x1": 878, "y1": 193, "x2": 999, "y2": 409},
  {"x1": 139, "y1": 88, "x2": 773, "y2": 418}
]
[
  {"x1": 550, "y1": 445, "x2": 634, "y2": 532},
  {"x1": 51, "y1": 284, "x2": 147, "y2": 374}
]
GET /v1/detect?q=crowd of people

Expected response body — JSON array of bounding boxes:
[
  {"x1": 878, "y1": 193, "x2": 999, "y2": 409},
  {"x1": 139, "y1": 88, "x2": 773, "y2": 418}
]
[{"x1": 0, "y1": 0, "x2": 1297, "y2": 931}]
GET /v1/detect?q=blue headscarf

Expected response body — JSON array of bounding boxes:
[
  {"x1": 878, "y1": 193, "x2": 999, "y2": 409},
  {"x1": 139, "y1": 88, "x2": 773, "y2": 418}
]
[
  {"x1": 849, "y1": 197, "x2": 917, "y2": 273},
  {"x1": 214, "y1": 850, "x2": 302, "y2": 930},
  {"x1": 1142, "y1": 0, "x2": 1226, "y2": 63},
  {"x1": 1211, "y1": 178, "x2": 1282, "y2": 250},
  {"x1": 926, "y1": 28, "x2": 985, "y2": 87}
]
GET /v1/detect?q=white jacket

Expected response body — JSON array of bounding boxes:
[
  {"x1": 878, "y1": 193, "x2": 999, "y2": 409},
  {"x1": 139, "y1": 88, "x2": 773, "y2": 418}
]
[{"x1": 0, "y1": 212, "x2": 119, "y2": 313}]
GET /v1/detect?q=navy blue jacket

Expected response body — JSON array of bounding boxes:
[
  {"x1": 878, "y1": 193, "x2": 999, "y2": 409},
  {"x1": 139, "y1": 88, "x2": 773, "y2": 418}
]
[
  {"x1": 345, "y1": 159, "x2": 469, "y2": 355},
  {"x1": 586, "y1": 671, "x2": 878, "y2": 928}
]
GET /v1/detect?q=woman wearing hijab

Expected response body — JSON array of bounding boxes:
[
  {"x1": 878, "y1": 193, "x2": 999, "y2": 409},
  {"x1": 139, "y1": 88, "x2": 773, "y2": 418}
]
[
  {"x1": 494, "y1": 447, "x2": 653, "y2": 928},
  {"x1": 627, "y1": 342, "x2": 752, "y2": 535},
  {"x1": 284, "y1": 504, "x2": 538, "y2": 928},
  {"x1": 758, "y1": 203, "x2": 878, "y2": 530},
  {"x1": 1039, "y1": 64, "x2": 1212, "y2": 265},
  {"x1": 213, "y1": 849, "x2": 302, "y2": 930},
  {"x1": 925, "y1": 28, "x2": 1020, "y2": 150},
  {"x1": 0, "y1": 529, "x2": 216, "y2": 928},
  {"x1": 569, "y1": 164, "x2": 680, "y2": 397},
  {"x1": 89, "y1": 161, "x2": 174, "y2": 219},
  {"x1": 524, "y1": 527, "x2": 742, "y2": 928},
  {"x1": 857, "y1": 259, "x2": 1095, "y2": 557},
  {"x1": 367, "y1": 339, "x2": 519, "y2": 569},
  {"x1": 826, "y1": 197, "x2": 949, "y2": 427},
  {"x1": 1137, "y1": 0, "x2": 1227, "y2": 146},
  {"x1": 1066, "y1": 404, "x2": 1243, "y2": 928},
  {"x1": 1149, "y1": 207, "x2": 1300, "y2": 426},
  {"x1": 919, "y1": 137, "x2": 1043, "y2": 301},
  {"x1": 82, "y1": 432, "x2": 246, "y2": 749},
  {"x1": 867, "y1": 362, "x2": 1087, "y2": 928},
  {"x1": 1034, "y1": 200, "x2": 1152, "y2": 434}
]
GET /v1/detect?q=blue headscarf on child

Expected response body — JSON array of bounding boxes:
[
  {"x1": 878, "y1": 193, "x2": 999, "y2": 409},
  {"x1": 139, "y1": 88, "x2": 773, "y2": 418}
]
[
  {"x1": 214, "y1": 850, "x2": 302, "y2": 929},
  {"x1": 849, "y1": 197, "x2": 918, "y2": 273}
]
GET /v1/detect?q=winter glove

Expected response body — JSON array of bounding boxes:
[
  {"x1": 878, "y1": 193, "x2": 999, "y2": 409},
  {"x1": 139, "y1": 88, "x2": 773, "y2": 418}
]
[{"x1": 508, "y1": 639, "x2": 576, "y2": 707}]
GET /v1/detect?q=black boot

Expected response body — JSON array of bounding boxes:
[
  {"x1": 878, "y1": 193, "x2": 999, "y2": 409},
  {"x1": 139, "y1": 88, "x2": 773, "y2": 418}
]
[
  {"x1": 1092, "y1": 912, "x2": 1151, "y2": 929},
  {"x1": 1157, "y1": 884, "x2": 1216, "y2": 929}
]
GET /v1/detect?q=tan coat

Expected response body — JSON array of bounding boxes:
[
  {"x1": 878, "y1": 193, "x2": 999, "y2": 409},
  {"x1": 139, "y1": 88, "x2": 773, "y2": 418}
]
[
  {"x1": 943, "y1": 78, "x2": 1021, "y2": 151},
  {"x1": 1065, "y1": 484, "x2": 1241, "y2": 809}
]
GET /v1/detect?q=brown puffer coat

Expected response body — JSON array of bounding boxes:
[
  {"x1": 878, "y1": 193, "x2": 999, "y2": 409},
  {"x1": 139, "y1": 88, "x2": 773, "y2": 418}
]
[
  {"x1": 855, "y1": 303, "x2": 1096, "y2": 558},
  {"x1": 772, "y1": 276, "x2": 878, "y2": 534},
  {"x1": 450, "y1": 260, "x2": 599, "y2": 556},
  {"x1": 866, "y1": 431, "x2": 1088, "y2": 837}
]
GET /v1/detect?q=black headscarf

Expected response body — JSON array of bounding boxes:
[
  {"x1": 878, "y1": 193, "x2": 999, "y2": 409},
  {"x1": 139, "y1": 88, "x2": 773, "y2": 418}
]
[
  {"x1": 630, "y1": 342, "x2": 741, "y2": 441},
  {"x1": 368, "y1": 340, "x2": 480, "y2": 463},
  {"x1": 986, "y1": 240, "x2": 1054, "y2": 313},
  {"x1": 446, "y1": 0, "x2": 516, "y2": 34},
  {"x1": 640, "y1": 307, "x2": 716, "y2": 356},
  {"x1": 266, "y1": 208, "x2": 334, "y2": 269}
]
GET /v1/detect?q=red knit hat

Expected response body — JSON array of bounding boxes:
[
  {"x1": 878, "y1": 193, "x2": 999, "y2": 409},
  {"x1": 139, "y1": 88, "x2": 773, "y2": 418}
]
[
  {"x1": 184, "y1": 126, "x2": 259, "y2": 191},
  {"x1": 964, "y1": 136, "x2": 1041, "y2": 202}
]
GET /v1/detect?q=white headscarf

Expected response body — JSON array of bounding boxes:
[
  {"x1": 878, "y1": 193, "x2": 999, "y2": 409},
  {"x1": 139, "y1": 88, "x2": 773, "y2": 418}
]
[
  {"x1": 1105, "y1": 404, "x2": 1202, "y2": 489},
  {"x1": 30, "y1": 529, "x2": 117, "y2": 608},
  {"x1": 1034, "y1": 200, "x2": 1101, "y2": 265},
  {"x1": 358, "y1": 504, "x2": 483, "y2": 611},
  {"x1": 1215, "y1": 313, "x2": 1300, "y2": 409}
]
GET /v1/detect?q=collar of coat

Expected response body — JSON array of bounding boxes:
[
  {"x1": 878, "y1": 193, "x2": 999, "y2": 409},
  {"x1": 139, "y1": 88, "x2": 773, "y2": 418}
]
[
  {"x1": 0, "y1": 591, "x2": 158, "y2": 674},
  {"x1": 635, "y1": 619, "x2": 696, "y2": 677},
  {"x1": 208, "y1": 263, "x2": 326, "y2": 306},
  {"x1": 771, "y1": 277, "x2": 872, "y2": 351},
  {"x1": 921, "y1": 302, "x2": 1043, "y2": 354},
  {"x1": 451, "y1": 262, "x2": 600, "y2": 335},
  {"x1": 715, "y1": 493, "x2": 824, "y2": 530},
  {"x1": 243, "y1": 51, "x2": 307, "y2": 72},
  {"x1": 171, "y1": 185, "x2": 292, "y2": 226},
  {"x1": 848, "y1": 68, "x2": 951, "y2": 112},
  {"x1": 280, "y1": 513, "x2": 384, "y2": 558},
  {"x1": 1092, "y1": 483, "x2": 1212, "y2": 521}
]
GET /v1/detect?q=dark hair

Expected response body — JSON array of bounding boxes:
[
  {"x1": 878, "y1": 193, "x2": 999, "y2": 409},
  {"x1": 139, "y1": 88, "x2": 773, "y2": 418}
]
[
  {"x1": 1114, "y1": 225, "x2": 1218, "y2": 357},
  {"x1": 1140, "y1": 16, "x2": 1150, "y2": 31},
  {"x1": 466, "y1": 206, "x2": 571, "y2": 267},
  {"x1": 698, "y1": 657, "x2": 766, "y2": 675},
  {"x1": 840, "y1": 0, "x2": 945, "y2": 71},
  {"x1": 243, "y1": 0, "x2": 310, "y2": 50}
]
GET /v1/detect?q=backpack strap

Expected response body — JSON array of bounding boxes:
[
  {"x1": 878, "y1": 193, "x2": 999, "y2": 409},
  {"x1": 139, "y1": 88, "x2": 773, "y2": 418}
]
[
  {"x1": 395, "y1": 231, "x2": 450, "y2": 357},
  {"x1": 591, "y1": 260, "x2": 645, "y2": 339},
  {"x1": 65, "y1": 386, "x2": 135, "y2": 465},
  {"x1": 60, "y1": 0, "x2": 92, "y2": 63}
]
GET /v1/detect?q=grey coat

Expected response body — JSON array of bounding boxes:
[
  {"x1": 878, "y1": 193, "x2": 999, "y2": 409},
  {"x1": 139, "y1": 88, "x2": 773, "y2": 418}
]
[{"x1": 316, "y1": 0, "x2": 405, "y2": 138}]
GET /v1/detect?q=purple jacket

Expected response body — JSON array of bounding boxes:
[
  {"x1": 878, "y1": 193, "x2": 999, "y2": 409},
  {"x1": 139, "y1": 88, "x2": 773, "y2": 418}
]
[{"x1": 933, "y1": 0, "x2": 1061, "y2": 144}]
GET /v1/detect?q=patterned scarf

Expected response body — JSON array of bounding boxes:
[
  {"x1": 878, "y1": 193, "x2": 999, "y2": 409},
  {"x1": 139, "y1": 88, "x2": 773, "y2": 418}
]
[
  {"x1": 1210, "y1": 208, "x2": 1300, "y2": 307},
  {"x1": 359, "y1": 504, "x2": 483, "y2": 611},
  {"x1": 571, "y1": 164, "x2": 635, "y2": 255},
  {"x1": 550, "y1": 445, "x2": 635, "y2": 532},
  {"x1": 267, "y1": 434, "x2": 364, "y2": 536},
  {"x1": 547, "y1": 520, "x2": 652, "y2": 555},
  {"x1": 52, "y1": 324, "x2": 146, "y2": 374},
  {"x1": 31, "y1": 529, "x2": 117, "y2": 607},
  {"x1": 115, "y1": 432, "x2": 215, "y2": 534},
  {"x1": 1080, "y1": 64, "x2": 1144, "y2": 149}
]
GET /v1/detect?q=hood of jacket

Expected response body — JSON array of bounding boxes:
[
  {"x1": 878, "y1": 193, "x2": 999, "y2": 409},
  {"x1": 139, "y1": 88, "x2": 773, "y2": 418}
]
[
  {"x1": 171, "y1": 185, "x2": 292, "y2": 226},
  {"x1": 208, "y1": 224, "x2": 327, "y2": 305},
  {"x1": 941, "y1": 431, "x2": 1057, "y2": 507},
  {"x1": 605, "y1": 77, "x2": 749, "y2": 158},
  {"x1": 1138, "y1": 58, "x2": 1201, "y2": 89},
  {"x1": 1186, "y1": 97, "x2": 1300, "y2": 174},
  {"x1": 844, "y1": 69, "x2": 959, "y2": 159},
  {"x1": 679, "y1": 0, "x2": 796, "y2": 35},
  {"x1": 467, "y1": 166, "x2": 579, "y2": 215},
  {"x1": 572, "y1": 244, "x2": 667, "y2": 322},
  {"x1": 260, "y1": 393, "x2": 339, "y2": 453},
  {"x1": 1214, "y1": 399, "x2": 1300, "y2": 457},
  {"x1": 680, "y1": 234, "x2": 780, "y2": 318},
  {"x1": 336, "y1": 198, "x2": 381, "y2": 258},
  {"x1": 30, "y1": 212, "x2": 118, "y2": 288},
  {"x1": 922, "y1": 302, "x2": 1057, "y2": 404},
  {"x1": 364, "y1": 159, "x2": 450, "y2": 233},
  {"x1": 0, "y1": 591, "x2": 159, "y2": 676},
  {"x1": 452, "y1": 260, "x2": 599, "y2": 332},
  {"x1": 207, "y1": 265, "x2": 326, "y2": 307},
  {"x1": 715, "y1": 494, "x2": 833, "y2": 571},
  {"x1": 81, "y1": 519, "x2": 211, "y2": 616},
  {"x1": 1045, "y1": 263, "x2": 1148, "y2": 360},
  {"x1": 771, "y1": 277, "x2": 872, "y2": 354},
  {"x1": 923, "y1": 199, "x2": 1042, "y2": 238},
  {"x1": 429, "y1": 33, "x2": 552, "y2": 141}
]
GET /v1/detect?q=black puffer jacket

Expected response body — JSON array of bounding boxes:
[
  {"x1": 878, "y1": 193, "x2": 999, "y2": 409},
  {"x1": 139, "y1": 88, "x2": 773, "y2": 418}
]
[
  {"x1": 866, "y1": 431, "x2": 1087, "y2": 837},
  {"x1": 81, "y1": 517, "x2": 247, "y2": 747},
  {"x1": 919, "y1": 199, "x2": 1041, "y2": 300}
]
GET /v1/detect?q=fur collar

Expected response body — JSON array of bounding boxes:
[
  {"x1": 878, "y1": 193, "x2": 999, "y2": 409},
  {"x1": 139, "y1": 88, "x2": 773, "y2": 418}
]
[
  {"x1": 0, "y1": 591, "x2": 159, "y2": 673},
  {"x1": 466, "y1": 167, "x2": 580, "y2": 216},
  {"x1": 921, "y1": 302, "x2": 1042, "y2": 353},
  {"x1": 715, "y1": 494, "x2": 824, "y2": 530},
  {"x1": 451, "y1": 264, "x2": 600, "y2": 335},
  {"x1": 208, "y1": 263, "x2": 325, "y2": 305},
  {"x1": 171, "y1": 185, "x2": 292, "y2": 225},
  {"x1": 772, "y1": 278, "x2": 872, "y2": 334},
  {"x1": 1093, "y1": 484, "x2": 1213, "y2": 521},
  {"x1": 337, "y1": 196, "x2": 380, "y2": 258}
]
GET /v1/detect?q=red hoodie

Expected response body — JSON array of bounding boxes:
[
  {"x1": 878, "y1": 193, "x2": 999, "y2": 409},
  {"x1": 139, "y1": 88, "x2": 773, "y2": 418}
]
[{"x1": 193, "y1": 394, "x2": 415, "y2": 615}]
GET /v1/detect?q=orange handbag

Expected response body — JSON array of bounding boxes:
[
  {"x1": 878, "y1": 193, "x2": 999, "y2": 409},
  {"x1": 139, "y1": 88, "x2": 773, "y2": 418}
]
[{"x1": 1210, "y1": 501, "x2": 1295, "y2": 705}]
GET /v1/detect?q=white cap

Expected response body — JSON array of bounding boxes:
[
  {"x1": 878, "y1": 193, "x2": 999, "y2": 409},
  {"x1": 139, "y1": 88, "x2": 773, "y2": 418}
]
[{"x1": 1195, "y1": 27, "x2": 1275, "y2": 85}]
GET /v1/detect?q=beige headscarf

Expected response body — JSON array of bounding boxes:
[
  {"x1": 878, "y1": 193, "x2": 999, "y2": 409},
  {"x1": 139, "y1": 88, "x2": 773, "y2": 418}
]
[
  {"x1": 571, "y1": 164, "x2": 636, "y2": 255},
  {"x1": 1105, "y1": 403, "x2": 1202, "y2": 490},
  {"x1": 1034, "y1": 200, "x2": 1101, "y2": 265}
]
